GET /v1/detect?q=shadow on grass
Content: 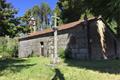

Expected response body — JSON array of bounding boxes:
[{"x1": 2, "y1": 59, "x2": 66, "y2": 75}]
[
  {"x1": 65, "y1": 59, "x2": 120, "y2": 74},
  {"x1": 52, "y1": 68, "x2": 65, "y2": 80},
  {"x1": 0, "y1": 58, "x2": 36, "y2": 75}
]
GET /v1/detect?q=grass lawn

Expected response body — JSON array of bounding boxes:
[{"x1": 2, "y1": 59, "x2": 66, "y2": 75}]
[{"x1": 0, "y1": 57, "x2": 120, "y2": 80}]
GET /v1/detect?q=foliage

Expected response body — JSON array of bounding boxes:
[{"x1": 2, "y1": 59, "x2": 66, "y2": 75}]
[
  {"x1": 40, "y1": 3, "x2": 51, "y2": 26},
  {"x1": 0, "y1": 37, "x2": 18, "y2": 58},
  {"x1": 0, "y1": 0, "x2": 19, "y2": 37},
  {"x1": 21, "y1": 2, "x2": 52, "y2": 30},
  {"x1": 53, "y1": 5, "x2": 63, "y2": 25},
  {"x1": 28, "y1": 51, "x2": 39, "y2": 57},
  {"x1": 58, "y1": 48, "x2": 65, "y2": 58},
  {"x1": 57, "y1": 0, "x2": 87, "y2": 23},
  {"x1": 32, "y1": 5, "x2": 41, "y2": 29}
]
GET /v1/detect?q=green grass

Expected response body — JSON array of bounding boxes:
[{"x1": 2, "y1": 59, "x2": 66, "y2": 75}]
[
  {"x1": 0, "y1": 57, "x2": 54, "y2": 80},
  {"x1": 0, "y1": 57, "x2": 120, "y2": 80}
]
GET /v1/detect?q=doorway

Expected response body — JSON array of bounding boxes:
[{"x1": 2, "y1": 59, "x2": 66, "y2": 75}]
[{"x1": 40, "y1": 42, "x2": 44, "y2": 56}]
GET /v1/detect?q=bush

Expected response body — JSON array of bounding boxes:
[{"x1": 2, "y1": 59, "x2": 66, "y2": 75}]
[
  {"x1": 28, "y1": 51, "x2": 39, "y2": 57},
  {"x1": 0, "y1": 36, "x2": 18, "y2": 58},
  {"x1": 58, "y1": 48, "x2": 65, "y2": 58}
]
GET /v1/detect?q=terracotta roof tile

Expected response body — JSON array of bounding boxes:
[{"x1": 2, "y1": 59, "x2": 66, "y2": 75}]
[
  {"x1": 20, "y1": 17, "x2": 96, "y2": 40},
  {"x1": 59, "y1": 20, "x2": 82, "y2": 30},
  {"x1": 28, "y1": 28, "x2": 53, "y2": 37},
  {"x1": 28, "y1": 20, "x2": 83, "y2": 37}
]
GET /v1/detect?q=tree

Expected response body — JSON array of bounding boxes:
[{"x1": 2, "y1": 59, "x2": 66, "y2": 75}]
[
  {"x1": 21, "y1": 9, "x2": 31, "y2": 23},
  {"x1": 40, "y1": 2, "x2": 51, "y2": 28},
  {"x1": 11, "y1": 9, "x2": 31, "y2": 36},
  {"x1": 32, "y1": 5, "x2": 41, "y2": 29},
  {"x1": 57, "y1": 0, "x2": 87, "y2": 23},
  {"x1": 0, "y1": 0, "x2": 19, "y2": 37},
  {"x1": 21, "y1": 3, "x2": 51, "y2": 30},
  {"x1": 53, "y1": 5, "x2": 63, "y2": 25}
]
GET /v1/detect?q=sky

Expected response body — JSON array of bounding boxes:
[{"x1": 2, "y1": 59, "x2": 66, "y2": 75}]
[{"x1": 7, "y1": 0, "x2": 58, "y2": 17}]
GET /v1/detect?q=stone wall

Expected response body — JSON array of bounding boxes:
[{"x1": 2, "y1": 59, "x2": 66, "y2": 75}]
[
  {"x1": 19, "y1": 23, "x2": 88, "y2": 59},
  {"x1": 89, "y1": 19, "x2": 117, "y2": 59},
  {"x1": 58, "y1": 24, "x2": 88, "y2": 59},
  {"x1": 19, "y1": 34, "x2": 54, "y2": 57}
]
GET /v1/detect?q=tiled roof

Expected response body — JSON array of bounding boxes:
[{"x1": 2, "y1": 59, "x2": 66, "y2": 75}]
[
  {"x1": 20, "y1": 17, "x2": 96, "y2": 40},
  {"x1": 28, "y1": 20, "x2": 82, "y2": 37}
]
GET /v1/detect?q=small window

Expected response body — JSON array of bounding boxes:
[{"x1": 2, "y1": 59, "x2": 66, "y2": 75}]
[{"x1": 40, "y1": 42, "x2": 44, "y2": 45}]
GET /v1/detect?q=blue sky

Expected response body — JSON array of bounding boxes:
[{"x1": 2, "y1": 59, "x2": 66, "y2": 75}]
[{"x1": 7, "y1": 0, "x2": 58, "y2": 17}]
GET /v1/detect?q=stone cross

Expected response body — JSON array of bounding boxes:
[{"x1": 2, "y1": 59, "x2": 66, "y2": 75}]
[{"x1": 51, "y1": 13, "x2": 60, "y2": 64}]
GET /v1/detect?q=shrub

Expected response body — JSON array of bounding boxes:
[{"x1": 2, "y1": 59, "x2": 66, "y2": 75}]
[
  {"x1": 58, "y1": 48, "x2": 65, "y2": 58},
  {"x1": 0, "y1": 37, "x2": 18, "y2": 58},
  {"x1": 28, "y1": 51, "x2": 39, "y2": 57}
]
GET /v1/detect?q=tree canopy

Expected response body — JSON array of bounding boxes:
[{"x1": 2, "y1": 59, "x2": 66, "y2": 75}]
[
  {"x1": 57, "y1": 0, "x2": 86, "y2": 23},
  {"x1": 0, "y1": 0, "x2": 19, "y2": 37},
  {"x1": 21, "y1": 2, "x2": 51, "y2": 30}
]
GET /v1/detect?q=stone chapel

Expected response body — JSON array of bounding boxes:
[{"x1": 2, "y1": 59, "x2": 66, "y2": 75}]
[{"x1": 18, "y1": 17, "x2": 120, "y2": 60}]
